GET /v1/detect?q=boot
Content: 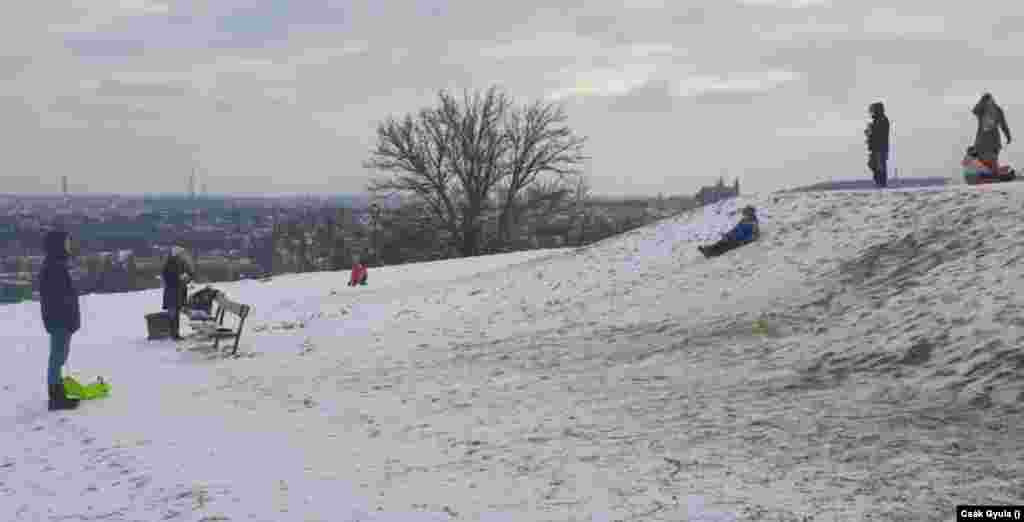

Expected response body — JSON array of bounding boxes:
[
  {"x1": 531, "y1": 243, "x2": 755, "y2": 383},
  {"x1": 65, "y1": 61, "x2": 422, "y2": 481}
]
[{"x1": 48, "y1": 383, "x2": 80, "y2": 411}]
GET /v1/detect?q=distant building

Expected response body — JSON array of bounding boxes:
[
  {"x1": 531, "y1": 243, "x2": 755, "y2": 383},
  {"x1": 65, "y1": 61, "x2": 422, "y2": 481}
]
[{"x1": 695, "y1": 177, "x2": 740, "y2": 206}]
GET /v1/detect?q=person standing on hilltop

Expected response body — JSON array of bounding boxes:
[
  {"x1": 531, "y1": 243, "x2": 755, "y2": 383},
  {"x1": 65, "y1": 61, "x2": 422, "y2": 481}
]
[
  {"x1": 161, "y1": 245, "x2": 194, "y2": 340},
  {"x1": 865, "y1": 101, "x2": 890, "y2": 188},
  {"x1": 972, "y1": 93, "x2": 1012, "y2": 171},
  {"x1": 37, "y1": 230, "x2": 81, "y2": 411}
]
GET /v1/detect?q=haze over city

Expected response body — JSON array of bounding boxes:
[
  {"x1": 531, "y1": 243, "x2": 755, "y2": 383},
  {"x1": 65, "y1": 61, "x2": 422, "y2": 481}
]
[{"x1": 5, "y1": 1, "x2": 1023, "y2": 197}]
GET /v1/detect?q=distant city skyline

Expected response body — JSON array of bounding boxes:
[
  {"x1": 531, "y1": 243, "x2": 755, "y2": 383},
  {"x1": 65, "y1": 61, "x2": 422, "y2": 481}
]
[{"x1": 3, "y1": 2, "x2": 1022, "y2": 196}]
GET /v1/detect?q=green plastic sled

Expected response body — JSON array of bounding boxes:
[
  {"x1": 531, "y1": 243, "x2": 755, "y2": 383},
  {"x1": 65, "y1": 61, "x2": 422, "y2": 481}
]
[{"x1": 62, "y1": 376, "x2": 111, "y2": 400}]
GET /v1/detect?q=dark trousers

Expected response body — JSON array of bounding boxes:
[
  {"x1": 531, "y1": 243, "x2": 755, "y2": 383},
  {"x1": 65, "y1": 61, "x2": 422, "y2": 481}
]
[
  {"x1": 870, "y1": 152, "x2": 888, "y2": 187},
  {"x1": 701, "y1": 239, "x2": 748, "y2": 258},
  {"x1": 169, "y1": 307, "x2": 181, "y2": 338},
  {"x1": 48, "y1": 329, "x2": 72, "y2": 386}
]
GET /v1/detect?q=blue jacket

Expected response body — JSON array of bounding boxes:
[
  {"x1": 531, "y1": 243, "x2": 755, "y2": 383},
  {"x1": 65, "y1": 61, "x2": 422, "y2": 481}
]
[
  {"x1": 724, "y1": 217, "x2": 759, "y2": 242},
  {"x1": 38, "y1": 231, "x2": 81, "y2": 334}
]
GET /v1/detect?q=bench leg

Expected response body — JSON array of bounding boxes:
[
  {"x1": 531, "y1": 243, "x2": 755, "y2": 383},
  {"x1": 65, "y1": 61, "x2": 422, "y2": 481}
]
[{"x1": 231, "y1": 316, "x2": 247, "y2": 356}]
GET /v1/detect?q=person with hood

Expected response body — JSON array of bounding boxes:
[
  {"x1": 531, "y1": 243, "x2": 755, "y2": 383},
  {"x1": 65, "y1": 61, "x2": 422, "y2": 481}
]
[
  {"x1": 348, "y1": 253, "x2": 368, "y2": 287},
  {"x1": 865, "y1": 101, "x2": 890, "y2": 188},
  {"x1": 37, "y1": 230, "x2": 81, "y2": 411},
  {"x1": 698, "y1": 205, "x2": 760, "y2": 258},
  {"x1": 972, "y1": 93, "x2": 1012, "y2": 170},
  {"x1": 161, "y1": 245, "x2": 194, "y2": 340}
]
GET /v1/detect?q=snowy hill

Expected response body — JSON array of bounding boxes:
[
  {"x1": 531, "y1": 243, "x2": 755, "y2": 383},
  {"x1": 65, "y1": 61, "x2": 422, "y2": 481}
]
[
  {"x1": 787, "y1": 176, "x2": 949, "y2": 192},
  {"x1": 2, "y1": 185, "x2": 1023, "y2": 521}
]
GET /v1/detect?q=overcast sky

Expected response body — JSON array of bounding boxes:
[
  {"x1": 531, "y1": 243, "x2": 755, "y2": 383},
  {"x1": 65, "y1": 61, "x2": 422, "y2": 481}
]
[{"x1": 3, "y1": 1, "x2": 1023, "y2": 197}]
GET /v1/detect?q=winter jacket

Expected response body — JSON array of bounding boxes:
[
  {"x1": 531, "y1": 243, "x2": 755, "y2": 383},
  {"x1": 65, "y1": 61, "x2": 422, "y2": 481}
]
[
  {"x1": 866, "y1": 114, "x2": 890, "y2": 153},
  {"x1": 38, "y1": 231, "x2": 81, "y2": 334},
  {"x1": 724, "y1": 216, "x2": 760, "y2": 243},
  {"x1": 973, "y1": 100, "x2": 1011, "y2": 156},
  {"x1": 349, "y1": 263, "x2": 368, "y2": 286},
  {"x1": 161, "y1": 255, "x2": 193, "y2": 310}
]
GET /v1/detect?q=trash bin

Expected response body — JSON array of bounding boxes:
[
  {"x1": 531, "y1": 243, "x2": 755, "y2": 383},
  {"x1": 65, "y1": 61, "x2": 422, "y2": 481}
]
[{"x1": 145, "y1": 311, "x2": 172, "y2": 340}]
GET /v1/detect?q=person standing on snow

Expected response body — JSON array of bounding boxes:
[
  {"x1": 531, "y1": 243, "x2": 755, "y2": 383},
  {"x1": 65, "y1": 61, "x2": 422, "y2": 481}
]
[
  {"x1": 972, "y1": 93, "x2": 1012, "y2": 170},
  {"x1": 865, "y1": 101, "x2": 890, "y2": 188},
  {"x1": 37, "y1": 230, "x2": 81, "y2": 411},
  {"x1": 161, "y1": 245, "x2": 194, "y2": 340},
  {"x1": 348, "y1": 253, "x2": 368, "y2": 287}
]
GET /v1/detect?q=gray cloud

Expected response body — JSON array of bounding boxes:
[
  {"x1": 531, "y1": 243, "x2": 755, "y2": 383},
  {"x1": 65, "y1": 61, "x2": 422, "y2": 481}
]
[
  {"x1": 573, "y1": 15, "x2": 619, "y2": 38},
  {"x1": 4, "y1": 0, "x2": 1024, "y2": 196},
  {"x1": 0, "y1": 56, "x2": 33, "y2": 81},
  {"x1": 692, "y1": 88, "x2": 784, "y2": 107},
  {"x1": 65, "y1": 38, "x2": 148, "y2": 58},
  {"x1": 93, "y1": 79, "x2": 192, "y2": 98},
  {"x1": 991, "y1": 15, "x2": 1024, "y2": 41},
  {"x1": 671, "y1": 7, "x2": 707, "y2": 26},
  {"x1": 214, "y1": 99, "x2": 235, "y2": 113},
  {"x1": 606, "y1": 80, "x2": 677, "y2": 113}
]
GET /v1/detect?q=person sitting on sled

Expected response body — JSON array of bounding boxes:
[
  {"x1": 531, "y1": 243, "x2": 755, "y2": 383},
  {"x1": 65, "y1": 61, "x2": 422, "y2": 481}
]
[
  {"x1": 699, "y1": 205, "x2": 760, "y2": 258},
  {"x1": 348, "y1": 254, "x2": 368, "y2": 287},
  {"x1": 963, "y1": 145, "x2": 1016, "y2": 183},
  {"x1": 962, "y1": 145, "x2": 992, "y2": 175}
]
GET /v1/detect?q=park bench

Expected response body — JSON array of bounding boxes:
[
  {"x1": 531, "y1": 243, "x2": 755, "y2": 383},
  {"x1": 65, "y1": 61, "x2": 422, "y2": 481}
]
[{"x1": 189, "y1": 293, "x2": 252, "y2": 356}]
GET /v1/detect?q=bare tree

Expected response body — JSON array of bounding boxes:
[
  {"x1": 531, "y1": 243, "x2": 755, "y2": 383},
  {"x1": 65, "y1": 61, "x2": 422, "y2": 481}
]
[
  {"x1": 571, "y1": 173, "x2": 592, "y2": 246},
  {"x1": 366, "y1": 86, "x2": 586, "y2": 257},
  {"x1": 497, "y1": 100, "x2": 587, "y2": 244}
]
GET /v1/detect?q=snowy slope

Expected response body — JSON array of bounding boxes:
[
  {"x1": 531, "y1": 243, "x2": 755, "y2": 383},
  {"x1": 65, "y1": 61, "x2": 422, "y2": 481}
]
[{"x1": 2, "y1": 184, "x2": 1023, "y2": 521}]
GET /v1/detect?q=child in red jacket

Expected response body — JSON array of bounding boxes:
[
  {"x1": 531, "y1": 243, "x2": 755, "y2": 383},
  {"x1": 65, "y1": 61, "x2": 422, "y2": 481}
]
[{"x1": 348, "y1": 256, "x2": 368, "y2": 286}]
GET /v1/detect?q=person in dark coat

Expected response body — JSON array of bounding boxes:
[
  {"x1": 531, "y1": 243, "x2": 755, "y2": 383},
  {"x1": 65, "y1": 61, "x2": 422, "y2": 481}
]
[
  {"x1": 37, "y1": 230, "x2": 81, "y2": 411},
  {"x1": 161, "y1": 246, "x2": 194, "y2": 340},
  {"x1": 972, "y1": 93, "x2": 1012, "y2": 170},
  {"x1": 865, "y1": 101, "x2": 890, "y2": 188}
]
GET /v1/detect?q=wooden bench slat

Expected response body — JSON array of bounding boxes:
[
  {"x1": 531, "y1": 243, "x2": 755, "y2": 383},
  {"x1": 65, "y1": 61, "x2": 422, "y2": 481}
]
[
  {"x1": 197, "y1": 293, "x2": 252, "y2": 356},
  {"x1": 214, "y1": 293, "x2": 250, "y2": 318},
  {"x1": 208, "y1": 330, "x2": 241, "y2": 339}
]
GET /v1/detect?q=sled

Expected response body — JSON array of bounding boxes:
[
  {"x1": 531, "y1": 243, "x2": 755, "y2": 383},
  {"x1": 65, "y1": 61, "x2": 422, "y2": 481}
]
[
  {"x1": 963, "y1": 166, "x2": 1017, "y2": 185},
  {"x1": 698, "y1": 240, "x2": 753, "y2": 258},
  {"x1": 62, "y1": 376, "x2": 111, "y2": 400}
]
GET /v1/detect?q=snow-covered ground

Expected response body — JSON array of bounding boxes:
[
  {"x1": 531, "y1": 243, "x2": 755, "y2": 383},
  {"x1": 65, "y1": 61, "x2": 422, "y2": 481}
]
[{"x1": 2, "y1": 184, "x2": 1023, "y2": 521}]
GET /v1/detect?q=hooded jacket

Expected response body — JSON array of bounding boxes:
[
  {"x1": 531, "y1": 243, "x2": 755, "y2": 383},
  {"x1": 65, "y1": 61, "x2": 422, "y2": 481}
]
[
  {"x1": 972, "y1": 98, "x2": 1011, "y2": 154},
  {"x1": 38, "y1": 231, "x2": 81, "y2": 334},
  {"x1": 724, "y1": 212, "x2": 760, "y2": 243},
  {"x1": 866, "y1": 104, "x2": 890, "y2": 154},
  {"x1": 161, "y1": 253, "x2": 193, "y2": 310}
]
